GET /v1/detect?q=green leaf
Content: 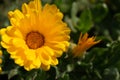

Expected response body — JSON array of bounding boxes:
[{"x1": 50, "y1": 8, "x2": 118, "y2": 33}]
[
  {"x1": 35, "y1": 69, "x2": 47, "y2": 80},
  {"x1": 8, "y1": 68, "x2": 18, "y2": 79},
  {"x1": 77, "y1": 8, "x2": 93, "y2": 33},
  {"x1": 91, "y1": 3, "x2": 108, "y2": 23},
  {"x1": 114, "y1": 13, "x2": 120, "y2": 22},
  {"x1": 106, "y1": 41, "x2": 120, "y2": 67},
  {"x1": 19, "y1": 69, "x2": 47, "y2": 80},
  {"x1": 103, "y1": 68, "x2": 119, "y2": 80},
  {"x1": 62, "y1": 74, "x2": 70, "y2": 80},
  {"x1": 71, "y1": 2, "x2": 79, "y2": 26},
  {"x1": 57, "y1": 74, "x2": 70, "y2": 80}
]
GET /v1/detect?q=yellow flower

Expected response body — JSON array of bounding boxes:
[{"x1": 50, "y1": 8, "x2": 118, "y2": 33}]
[
  {"x1": 72, "y1": 33, "x2": 100, "y2": 58},
  {"x1": 0, "y1": 0, "x2": 70, "y2": 71}
]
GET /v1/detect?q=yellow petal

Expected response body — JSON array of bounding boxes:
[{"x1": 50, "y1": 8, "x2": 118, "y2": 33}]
[
  {"x1": 53, "y1": 49, "x2": 63, "y2": 57},
  {"x1": 24, "y1": 61, "x2": 35, "y2": 71},
  {"x1": 1, "y1": 41, "x2": 10, "y2": 49},
  {"x1": 28, "y1": 0, "x2": 42, "y2": 11},
  {"x1": 81, "y1": 33, "x2": 88, "y2": 42},
  {"x1": 2, "y1": 34, "x2": 12, "y2": 44},
  {"x1": 0, "y1": 59, "x2": 2, "y2": 64},
  {"x1": 25, "y1": 49, "x2": 36, "y2": 60},
  {"x1": 33, "y1": 57, "x2": 41, "y2": 68},
  {"x1": 39, "y1": 51, "x2": 51, "y2": 65},
  {"x1": 51, "y1": 57, "x2": 58, "y2": 65},
  {"x1": 34, "y1": 0, "x2": 42, "y2": 10},
  {"x1": 0, "y1": 28, "x2": 6, "y2": 35},
  {"x1": 12, "y1": 38, "x2": 26, "y2": 48},
  {"x1": 8, "y1": 9, "x2": 24, "y2": 21},
  {"x1": 6, "y1": 26, "x2": 23, "y2": 39},
  {"x1": 41, "y1": 64, "x2": 50, "y2": 71},
  {"x1": 0, "y1": 67, "x2": 2, "y2": 74},
  {"x1": 42, "y1": 46, "x2": 54, "y2": 56},
  {"x1": 15, "y1": 58, "x2": 24, "y2": 66},
  {"x1": 43, "y1": 4, "x2": 63, "y2": 20},
  {"x1": 46, "y1": 41, "x2": 69, "y2": 52},
  {"x1": 0, "y1": 50, "x2": 2, "y2": 56},
  {"x1": 22, "y1": 3, "x2": 30, "y2": 14},
  {"x1": 10, "y1": 18, "x2": 19, "y2": 27}
]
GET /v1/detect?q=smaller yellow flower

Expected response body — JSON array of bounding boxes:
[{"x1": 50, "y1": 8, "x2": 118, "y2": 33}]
[{"x1": 72, "y1": 33, "x2": 101, "y2": 57}]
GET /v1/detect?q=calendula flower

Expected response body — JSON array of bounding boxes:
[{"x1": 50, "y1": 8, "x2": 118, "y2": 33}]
[
  {"x1": 0, "y1": 0, "x2": 70, "y2": 71},
  {"x1": 72, "y1": 33, "x2": 100, "y2": 58}
]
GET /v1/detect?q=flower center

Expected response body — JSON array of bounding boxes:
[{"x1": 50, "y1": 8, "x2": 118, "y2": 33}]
[{"x1": 26, "y1": 31, "x2": 44, "y2": 49}]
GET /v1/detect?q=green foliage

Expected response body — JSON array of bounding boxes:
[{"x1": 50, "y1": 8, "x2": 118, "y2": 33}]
[
  {"x1": 91, "y1": 3, "x2": 108, "y2": 23},
  {"x1": 77, "y1": 8, "x2": 93, "y2": 33}
]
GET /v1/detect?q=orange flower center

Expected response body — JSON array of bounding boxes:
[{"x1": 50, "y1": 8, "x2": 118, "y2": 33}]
[{"x1": 26, "y1": 31, "x2": 44, "y2": 49}]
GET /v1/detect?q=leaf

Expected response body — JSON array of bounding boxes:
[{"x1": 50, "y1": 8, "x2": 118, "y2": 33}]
[
  {"x1": 91, "y1": 3, "x2": 108, "y2": 23},
  {"x1": 62, "y1": 74, "x2": 70, "y2": 80},
  {"x1": 35, "y1": 69, "x2": 47, "y2": 80},
  {"x1": 114, "y1": 13, "x2": 120, "y2": 22},
  {"x1": 103, "y1": 68, "x2": 119, "y2": 80},
  {"x1": 57, "y1": 74, "x2": 70, "y2": 80},
  {"x1": 8, "y1": 68, "x2": 18, "y2": 79},
  {"x1": 106, "y1": 41, "x2": 120, "y2": 67},
  {"x1": 71, "y1": 2, "x2": 79, "y2": 26},
  {"x1": 77, "y1": 8, "x2": 93, "y2": 33}
]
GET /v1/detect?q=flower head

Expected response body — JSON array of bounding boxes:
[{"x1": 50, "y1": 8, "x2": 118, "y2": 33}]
[
  {"x1": 0, "y1": 0, "x2": 70, "y2": 71},
  {"x1": 72, "y1": 33, "x2": 100, "y2": 58}
]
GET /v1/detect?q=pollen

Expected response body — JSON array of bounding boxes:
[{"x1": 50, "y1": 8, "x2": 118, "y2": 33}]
[{"x1": 26, "y1": 31, "x2": 44, "y2": 49}]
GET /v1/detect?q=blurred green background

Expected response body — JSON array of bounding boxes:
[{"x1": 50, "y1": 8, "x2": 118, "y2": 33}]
[{"x1": 1, "y1": 0, "x2": 120, "y2": 80}]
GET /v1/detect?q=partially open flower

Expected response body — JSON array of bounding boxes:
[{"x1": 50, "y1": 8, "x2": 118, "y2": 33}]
[{"x1": 72, "y1": 33, "x2": 101, "y2": 58}]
